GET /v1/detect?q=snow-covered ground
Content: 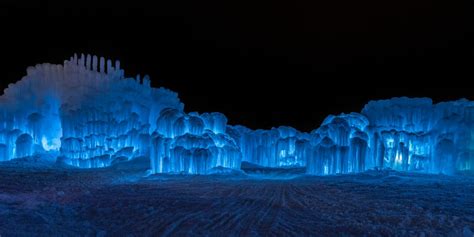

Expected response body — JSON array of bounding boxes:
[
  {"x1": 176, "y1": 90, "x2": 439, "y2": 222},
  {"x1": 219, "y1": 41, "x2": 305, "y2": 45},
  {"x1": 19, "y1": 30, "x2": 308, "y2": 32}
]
[{"x1": 0, "y1": 158, "x2": 473, "y2": 236}]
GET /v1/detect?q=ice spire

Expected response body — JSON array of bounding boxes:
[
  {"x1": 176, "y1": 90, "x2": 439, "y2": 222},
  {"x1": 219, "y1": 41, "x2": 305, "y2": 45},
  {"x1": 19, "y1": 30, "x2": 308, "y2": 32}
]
[
  {"x1": 99, "y1": 57, "x2": 105, "y2": 73},
  {"x1": 92, "y1": 55, "x2": 98, "y2": 71}
]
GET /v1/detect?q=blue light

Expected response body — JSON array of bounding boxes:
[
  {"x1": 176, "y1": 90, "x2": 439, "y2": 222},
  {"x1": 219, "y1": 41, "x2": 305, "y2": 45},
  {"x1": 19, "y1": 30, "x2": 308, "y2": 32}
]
[{"x1": 0, "y1": 54, "x2": 473, "y2": 175}]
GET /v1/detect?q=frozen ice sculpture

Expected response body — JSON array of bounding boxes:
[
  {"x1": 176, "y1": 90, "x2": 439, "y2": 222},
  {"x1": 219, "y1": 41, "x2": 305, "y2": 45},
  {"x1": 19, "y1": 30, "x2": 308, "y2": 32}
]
[
  {"x1": 0, "y1": 54, "x2": 183, "y2": 168},
  {"x1": 1, "y1": 54, "x2": 473, "y2": 175}
]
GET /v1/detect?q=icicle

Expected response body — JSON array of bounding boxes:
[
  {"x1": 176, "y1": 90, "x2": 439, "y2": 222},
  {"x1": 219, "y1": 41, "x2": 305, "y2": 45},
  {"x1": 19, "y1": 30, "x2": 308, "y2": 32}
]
[
  {"x1": 86, "y1": 54, "x2": 92, "y2": 70},
  {"x1": 99, "y1": 57, "x2": 105, "y2": 74},
  {"x1": 73, "y1": 53, "x2": 78, "y2": 65},
  {"x1": 92, "y1": 55, "x2": 98, "y2": 71},
  {"x1": 79, "y1": 53, "x2": 85, "y2": 68},
  {"x1": 107, "y1": 59, "x2": 112, "y2": 74},
  {"x1": 115, "y1": 60, "x2": 120, "y2": 71},
  {"x1": 143, "y1": 75, "x2": 151, "y2": 87}
]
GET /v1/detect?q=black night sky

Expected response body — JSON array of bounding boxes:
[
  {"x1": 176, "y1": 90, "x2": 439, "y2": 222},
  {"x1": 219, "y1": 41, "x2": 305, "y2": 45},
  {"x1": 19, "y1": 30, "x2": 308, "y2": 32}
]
[{"x1": 1, "y1": 0, "x2": 474, "y2": 132}]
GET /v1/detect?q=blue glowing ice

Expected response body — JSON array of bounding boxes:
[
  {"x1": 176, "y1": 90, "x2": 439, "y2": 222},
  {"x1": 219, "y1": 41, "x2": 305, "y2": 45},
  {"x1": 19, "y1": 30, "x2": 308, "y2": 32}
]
[
  {"x1": 1, "y1": 54, "x2": 183, "y2": 168},
  {"x1": 150, "y1": 109, "x2": 241, "y2": 174},
  {"x1": 1, "y1": 54, "x2": 473, "y2": 175},
  {"x1": 361, "y1": 97, "x2": 474, "y2": 174},
  {"x1": 227, "y1": 126, "x2": 311, "y2": 167},
  {"x1": 305, "y1": 113, "x2": 370, "y2": 175}
]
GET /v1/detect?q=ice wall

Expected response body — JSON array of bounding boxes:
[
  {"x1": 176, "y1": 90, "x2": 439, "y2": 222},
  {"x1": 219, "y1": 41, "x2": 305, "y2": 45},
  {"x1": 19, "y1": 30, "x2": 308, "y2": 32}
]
[
  {"x1": 362, "y1": 97, "x2": 474, "y2": 174},
  {"x1": 305, "y1": 98, "x2": 474, "y2": 175},
  {"x1": 307, "y1": 113, "x2": 370, "y2": 175},
  {"x1": 224, "y1": 98, "x2": 474, "y2": 175},
  {"x1": 0, "y1": 54, "x2": 183, "y2": 167},
  {"x1": 0, "y1": 54, "x2": 239, "y2": 173},
  {"x1": 227, "y1": 125, "x2": 311, "y2": 167},
  {"x1": 150, "y1": 109, "x2": 241, "y2": 174},
  {"x1": 1, "y1": 54, "x2": 473, "y2": 175}
]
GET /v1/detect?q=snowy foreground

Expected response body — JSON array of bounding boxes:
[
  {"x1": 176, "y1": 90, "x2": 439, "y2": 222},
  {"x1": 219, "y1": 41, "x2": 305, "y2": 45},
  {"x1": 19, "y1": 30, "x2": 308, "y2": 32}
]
[{"x1": 0, "y1": 158, "x2": 473, "y2": 237}]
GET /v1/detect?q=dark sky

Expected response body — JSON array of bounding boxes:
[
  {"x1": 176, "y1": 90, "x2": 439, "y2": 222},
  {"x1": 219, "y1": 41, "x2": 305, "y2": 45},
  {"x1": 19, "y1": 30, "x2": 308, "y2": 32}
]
[{"x1": 1, "y1": 0, "x2": 474, "y2": 131}]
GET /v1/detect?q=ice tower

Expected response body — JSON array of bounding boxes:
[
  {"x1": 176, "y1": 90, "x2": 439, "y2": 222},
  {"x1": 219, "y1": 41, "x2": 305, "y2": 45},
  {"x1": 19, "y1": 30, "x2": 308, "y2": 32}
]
[{"x1": 0, "y1": 54, "x2": 183, "y2": 167}]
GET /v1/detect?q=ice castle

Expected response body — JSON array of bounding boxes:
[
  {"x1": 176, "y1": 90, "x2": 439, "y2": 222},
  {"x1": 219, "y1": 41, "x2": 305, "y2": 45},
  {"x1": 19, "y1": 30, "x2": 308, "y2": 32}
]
[{"x1": 1, "y1": 54, "x2": 473, "y2": 175}]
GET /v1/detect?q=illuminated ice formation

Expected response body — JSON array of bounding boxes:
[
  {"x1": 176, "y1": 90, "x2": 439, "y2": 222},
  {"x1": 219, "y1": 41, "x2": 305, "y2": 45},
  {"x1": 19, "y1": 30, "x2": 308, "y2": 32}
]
[
  {"x1": 0, "y1": 54, "x2": 183, "y2": 168},
  {"x1": 306, "y1": 99, "x2": 474, "y2": 175},
  {"x1": 1, "y1": 54, "x2": 473, "y2": 175},
  {"x1": 229, "y1": 99, "x2": 474, "y2": 175},
  {"x1": 150, "y1": 109, "x2": 241, "y2": 174},
  {"x1": 227, "y1": 126, "x2": 311, "y2": 167},
  {"x1": 307, "y1": 113, "x2": 370, "y2": 175},
  {"x1": 362, "y1": 98, "x2": 474, "y2": 174}
]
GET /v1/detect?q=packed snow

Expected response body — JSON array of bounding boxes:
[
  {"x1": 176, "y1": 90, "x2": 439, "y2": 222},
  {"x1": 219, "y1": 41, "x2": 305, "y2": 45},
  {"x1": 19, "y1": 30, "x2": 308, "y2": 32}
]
[{"x1": 0, "y1": 161, "x2": 473, "y2": 236}]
